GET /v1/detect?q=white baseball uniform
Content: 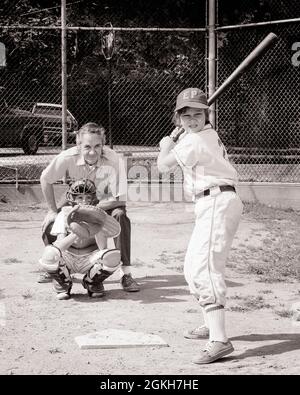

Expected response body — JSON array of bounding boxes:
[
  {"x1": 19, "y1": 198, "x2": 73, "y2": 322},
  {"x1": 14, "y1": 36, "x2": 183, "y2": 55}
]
[
  {"x1": 172, "y1": 125, "x2": 243, "y2": 306},
  {"x1": 51, "y1": 206, "x2": 100, "y2": 274}
]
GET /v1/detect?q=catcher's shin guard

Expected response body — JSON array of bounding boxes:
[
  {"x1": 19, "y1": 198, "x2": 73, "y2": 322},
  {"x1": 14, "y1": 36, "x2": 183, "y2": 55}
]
[
  {"x1": 82, "y1": 271, "x2": 107, "y2": 297},
  {"x1": 51, "y1": 265, "x2": 72, "y2": 295},
  {"x1": 82, "y1": 266, "x2": 112, "y2": 296},
  {"x1": 89, "y1": 248, "x2": 121, "y2": 273},
  {"x1": 82, "y1": 249, "x2": 121, "y2": 297}
]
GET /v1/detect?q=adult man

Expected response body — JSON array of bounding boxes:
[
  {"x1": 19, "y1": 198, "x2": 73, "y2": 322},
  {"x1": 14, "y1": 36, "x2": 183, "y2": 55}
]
[{"x1": 39, "y1": 122, "x2": 140, "y2": 293}]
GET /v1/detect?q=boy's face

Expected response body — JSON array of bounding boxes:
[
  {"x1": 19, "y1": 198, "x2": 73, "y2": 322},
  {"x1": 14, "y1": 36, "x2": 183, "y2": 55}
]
[
  {"x1": 79, "y1": 133, "x2": 104, "y2": 165},
  {"x1": 179, "y1": 107, "x2": 206, "y2": 133},
  {"x1": 74, "y1": 193, "x2": 95, "y2": 205}
]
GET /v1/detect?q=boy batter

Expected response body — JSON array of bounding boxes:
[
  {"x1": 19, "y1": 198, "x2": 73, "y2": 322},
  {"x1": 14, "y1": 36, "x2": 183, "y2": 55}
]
[{"x1": 157, "y1": 88, "x2": 243, "y2": 364}]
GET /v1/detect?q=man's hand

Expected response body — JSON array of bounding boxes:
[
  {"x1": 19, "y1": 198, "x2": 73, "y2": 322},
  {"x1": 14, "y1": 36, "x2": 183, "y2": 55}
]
[
  {"x1": 42, "y1": 210, "x2": 58, "y2": 233},
  {"x1": 97, "y1": 199, "x2": 125, "y2": 211}
]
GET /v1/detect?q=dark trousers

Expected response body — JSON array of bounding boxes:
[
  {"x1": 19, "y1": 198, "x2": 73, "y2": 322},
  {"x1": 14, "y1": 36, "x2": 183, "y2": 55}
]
[
  {"x1": 106, "y1": 206, "x2": 131, "y2": 267},
  {"x1": 42, "y1": 205, "x2": 131, "y2": 267}
]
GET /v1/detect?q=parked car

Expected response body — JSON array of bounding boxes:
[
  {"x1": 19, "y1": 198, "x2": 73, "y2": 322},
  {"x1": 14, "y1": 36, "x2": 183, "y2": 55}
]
[
  {"x1": 32, "y1": 103, "x2": 78, "y2": 148},
  {"x1": 0, "y1": 97, "x2": 78, "y2": 155}
]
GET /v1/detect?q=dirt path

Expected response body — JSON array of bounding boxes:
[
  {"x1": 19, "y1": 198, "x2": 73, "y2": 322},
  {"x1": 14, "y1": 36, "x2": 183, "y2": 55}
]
[{"x1": 0, "y1": 202, "x2": 299, "y2": 375}]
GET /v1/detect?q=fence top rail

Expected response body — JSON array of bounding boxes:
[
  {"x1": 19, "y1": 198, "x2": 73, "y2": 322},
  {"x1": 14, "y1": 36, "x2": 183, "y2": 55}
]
[
  {"x1": 1, "y1": 17, "x2": 300, "y2": 32},
  {"x1": 0, "y1": 25, "x2": 206, "y2": 32},
  {"x1": 217, "y1": 17, "x2": 300, "y2": 31}
]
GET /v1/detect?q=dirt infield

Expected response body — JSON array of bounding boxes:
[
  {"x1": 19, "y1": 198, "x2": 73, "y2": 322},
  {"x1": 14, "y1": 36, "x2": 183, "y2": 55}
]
[{"x1": 0, "y1": 201, "x2": 299, "y2": 375}]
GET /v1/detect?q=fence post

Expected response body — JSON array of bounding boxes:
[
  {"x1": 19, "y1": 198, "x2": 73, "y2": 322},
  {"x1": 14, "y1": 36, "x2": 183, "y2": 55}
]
[
  {"x1": 107, "y1": 58, "x2": 113, "y2": 149},
  {"x1": 101, "y1": 23, "x2": 115, "y2": 149},
  {"x1": 207, "y1": 0, "x2": 216, "y2": 129},
  {"x1": 61, "y1": 0, "x2": 67, "y2": 152}
]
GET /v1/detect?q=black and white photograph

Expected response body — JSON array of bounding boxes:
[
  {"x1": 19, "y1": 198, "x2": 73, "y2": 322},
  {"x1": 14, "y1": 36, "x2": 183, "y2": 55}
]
[{"x1": 0, "y1": 0, "x2": 299, "y2": 378}]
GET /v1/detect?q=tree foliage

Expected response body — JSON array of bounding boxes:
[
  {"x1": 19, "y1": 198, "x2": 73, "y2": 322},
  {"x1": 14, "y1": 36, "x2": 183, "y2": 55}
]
[{"x1": 1, "y1": 1, "x2": 300, "y2": 147}]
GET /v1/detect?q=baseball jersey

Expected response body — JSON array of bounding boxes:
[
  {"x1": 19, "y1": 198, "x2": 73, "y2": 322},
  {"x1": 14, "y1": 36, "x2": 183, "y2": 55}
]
[
  {"x1": 172, "y1": 124, "x2": 238, "y2": 198},
  {"x1": 41, "y1": 146, "x2": 127, "y2": 202}
]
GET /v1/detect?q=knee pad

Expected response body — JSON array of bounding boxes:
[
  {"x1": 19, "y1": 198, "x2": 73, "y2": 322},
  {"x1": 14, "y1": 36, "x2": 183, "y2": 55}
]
[
  {"x1": 90, "y1": 248, "x2": 121, "y2": 274},
  {"x1": 39, "y1": 245, "x2": 62, "y2": 273}
]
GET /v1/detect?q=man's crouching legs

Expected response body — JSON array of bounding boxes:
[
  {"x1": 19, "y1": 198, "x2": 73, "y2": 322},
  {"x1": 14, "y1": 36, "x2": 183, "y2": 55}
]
[
  {"x1": 83, "y1": 249, "x2": 121, "y2": 298},
  {"x1": 39, "y1": 245, "x2": 72, "y2": 300}
]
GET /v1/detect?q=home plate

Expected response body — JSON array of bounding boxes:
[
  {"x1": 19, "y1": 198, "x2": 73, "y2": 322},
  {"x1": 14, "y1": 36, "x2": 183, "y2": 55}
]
[{"x1": 75, "y1": 329, "x2": 169, "y2": 349}]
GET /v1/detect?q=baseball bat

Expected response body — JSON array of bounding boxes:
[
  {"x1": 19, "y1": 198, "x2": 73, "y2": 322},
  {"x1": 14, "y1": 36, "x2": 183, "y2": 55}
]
[
  {"x1": 207, "y1": 32, "x2": 278, "y2": 105},
  {"x1": 171, "y1": 32, "x2": 278, "y2": 142}
]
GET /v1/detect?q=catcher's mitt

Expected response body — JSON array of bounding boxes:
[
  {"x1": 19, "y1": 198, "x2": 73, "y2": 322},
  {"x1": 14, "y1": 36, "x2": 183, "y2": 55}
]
[{"x1": 67, "y1": 204, "x2": 120, "y2": 239}]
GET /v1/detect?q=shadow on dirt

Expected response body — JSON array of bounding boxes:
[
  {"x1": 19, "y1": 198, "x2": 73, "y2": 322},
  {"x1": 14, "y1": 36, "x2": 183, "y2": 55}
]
[
  {"x1": 230, "y1": 333, "x2": 300, "y2": 359},
  {"x1": 70, "y1": 274, "x2": 244, "y2": 304}
]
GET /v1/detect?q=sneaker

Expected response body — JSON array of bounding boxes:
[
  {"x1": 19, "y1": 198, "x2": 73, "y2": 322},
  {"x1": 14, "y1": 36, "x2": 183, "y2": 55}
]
[
  {"x1": 121, "y1": 274, "x2": 140, "y2": 292},
  {"x1": 192, "y1": 341, "x2": 234, "y2": 364},
  {"x1": 84, "y1": 281, "x2": 105, "y2": 298},
  {"x1": 56, "y1": 292, "x2": 71, "y2": 300},
  {"x1": 37, "y1": 272, "x2": 52, "y2": 283},
  {"x1": 52, "y1": 279, "x2": 72, "y2": 300},
  {"x1": 184, "y1": 325, "x2": 209, "y2": 339},
  {"x1": 89, "y1": 292, "x2": 105, "y2": 298}
]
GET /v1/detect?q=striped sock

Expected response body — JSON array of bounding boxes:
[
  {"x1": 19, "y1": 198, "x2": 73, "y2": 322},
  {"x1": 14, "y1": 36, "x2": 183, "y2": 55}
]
[
  {"x1": 204, "y1": 304, "x2": 228, "y2": 343},
  {"x1": 201, "y1": 306, "x2": 209, "y2": 329}
]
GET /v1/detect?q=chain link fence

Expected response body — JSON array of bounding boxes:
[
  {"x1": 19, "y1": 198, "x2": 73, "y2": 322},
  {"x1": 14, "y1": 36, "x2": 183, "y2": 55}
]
[
  {"x1": 217, "y1": 22, "x2": 300, "y2": 182},
  {"x1": 0, "y1": 0, "x2": 300, "y2": 185},
  {"x1": 0, "y1": 26, "x2": 205, "y2": 184},
  {"x1": 67, "y1": 30, "x2": 206, "y2": 146}
]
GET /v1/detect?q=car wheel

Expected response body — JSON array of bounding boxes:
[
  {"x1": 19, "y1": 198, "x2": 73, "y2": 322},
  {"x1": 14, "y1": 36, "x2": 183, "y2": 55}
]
[{"x1": 22, "y1": 130, "x2": 40, "y2": 155}]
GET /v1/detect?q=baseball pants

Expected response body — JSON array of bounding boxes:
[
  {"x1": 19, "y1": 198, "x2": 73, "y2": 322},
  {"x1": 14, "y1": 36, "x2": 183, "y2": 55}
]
[{"x1": 184, "y1": 189, "x2": 243, "y2": 307}]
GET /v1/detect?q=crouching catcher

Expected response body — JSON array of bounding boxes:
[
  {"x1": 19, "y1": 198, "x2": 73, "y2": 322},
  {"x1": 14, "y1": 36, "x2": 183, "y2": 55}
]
[{"x1": 39, "y1": 179, "x2": 121, "y2": 300}]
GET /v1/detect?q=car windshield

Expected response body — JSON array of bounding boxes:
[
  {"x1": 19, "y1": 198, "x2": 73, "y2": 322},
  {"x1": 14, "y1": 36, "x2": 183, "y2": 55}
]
[
  {"x1": 34, "y1": 105, "x2": 75, "y2": 122},
  {"x1": 34, "y1": 107, "x2": 62, "y2": 115}
]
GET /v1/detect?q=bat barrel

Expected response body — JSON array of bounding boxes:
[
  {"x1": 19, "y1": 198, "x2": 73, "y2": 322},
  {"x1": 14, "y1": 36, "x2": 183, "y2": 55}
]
[{"x1": 207, "y1": 32, "x2": 278, "y2": 106}]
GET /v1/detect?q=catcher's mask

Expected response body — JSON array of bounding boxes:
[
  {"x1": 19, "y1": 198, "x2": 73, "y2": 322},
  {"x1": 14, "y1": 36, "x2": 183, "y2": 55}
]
[{"x1": 66, "y1": 179, "x2": 97, "y2": 205}]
